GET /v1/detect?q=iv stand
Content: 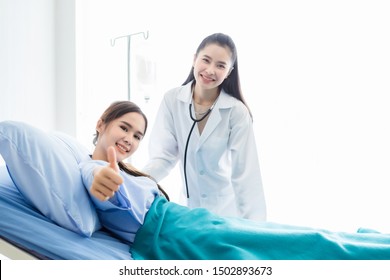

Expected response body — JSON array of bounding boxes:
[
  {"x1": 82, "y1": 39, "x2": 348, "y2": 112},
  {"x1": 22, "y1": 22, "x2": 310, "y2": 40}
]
[{"x1": 111, "y1": 31, "x2": 149, "y2": 101}]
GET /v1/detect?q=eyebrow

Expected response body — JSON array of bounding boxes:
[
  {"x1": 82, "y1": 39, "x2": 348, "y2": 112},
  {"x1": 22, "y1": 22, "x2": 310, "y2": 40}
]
[{"x1": 120, "y1": 121, "x2": 144, "y2": 137}]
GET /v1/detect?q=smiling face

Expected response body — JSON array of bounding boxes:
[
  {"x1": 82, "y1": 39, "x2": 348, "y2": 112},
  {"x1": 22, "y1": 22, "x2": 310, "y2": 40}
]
[
  {"x1": 192, "y1": 43, "x2": 233, "y2": 90},
  {"x1": 93, "y1": 112, "x2": 146, "y2": 162}
]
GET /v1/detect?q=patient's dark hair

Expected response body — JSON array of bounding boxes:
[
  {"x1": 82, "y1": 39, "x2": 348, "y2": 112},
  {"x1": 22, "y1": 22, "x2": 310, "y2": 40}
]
[{"x1": 93, "y1": 101, "x2": 169, "y2": 200}]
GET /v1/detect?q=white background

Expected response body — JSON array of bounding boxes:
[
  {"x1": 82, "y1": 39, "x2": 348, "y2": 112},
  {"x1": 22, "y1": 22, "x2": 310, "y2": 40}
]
[
  {"x1": 76, "y1": 0, "x2": 390, "y2": 232},
  {"x1": 1, "y1": 0, "x2": 390, "y2": 233}
]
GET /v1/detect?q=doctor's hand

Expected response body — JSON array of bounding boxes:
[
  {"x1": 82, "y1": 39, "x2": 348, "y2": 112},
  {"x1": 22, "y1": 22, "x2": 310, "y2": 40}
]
[{"x1": 90, "y1": 146, "x2": 124, "y2": 201}]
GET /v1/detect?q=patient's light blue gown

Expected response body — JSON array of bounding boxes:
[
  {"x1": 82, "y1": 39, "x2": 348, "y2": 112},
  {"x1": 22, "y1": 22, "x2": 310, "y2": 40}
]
[
  {"x1": 80, "y1": 160, "x2": 159, "y2": 245},
  {"x1": 81, "y1": 160, "x2": 390, "y2": 260}
]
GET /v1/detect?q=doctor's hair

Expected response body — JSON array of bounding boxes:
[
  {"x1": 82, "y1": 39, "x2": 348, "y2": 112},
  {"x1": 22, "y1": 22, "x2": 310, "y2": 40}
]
[
  {"x1": 182, "y1": 32, "x2": 252, "y2": 119},
  {"x1": 93, "y1": 101, "x2": 169, "y2": 200}
]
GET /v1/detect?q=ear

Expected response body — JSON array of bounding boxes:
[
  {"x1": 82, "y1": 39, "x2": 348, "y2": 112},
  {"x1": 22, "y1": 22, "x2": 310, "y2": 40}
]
[
  {"x1": 96, "y1": 119, "x2": 104, "y2": 133},
  {"x1": 225, "y1": 67, "x2": 234, "y2": 79}
]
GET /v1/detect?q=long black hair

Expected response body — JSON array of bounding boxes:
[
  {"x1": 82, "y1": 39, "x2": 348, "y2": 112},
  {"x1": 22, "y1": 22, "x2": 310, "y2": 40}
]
[
  {"x1": 94, "y1": 101, "x2": 169, "y2": 200},
  {"x1": 182, "y1": 33, "x2": 252, "y2": 118}
]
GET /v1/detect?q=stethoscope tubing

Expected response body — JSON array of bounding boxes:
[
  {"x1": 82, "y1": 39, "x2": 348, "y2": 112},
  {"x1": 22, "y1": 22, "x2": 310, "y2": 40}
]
[{"x1": 183, "y1": 104, "x2": 213, "y2": 198}]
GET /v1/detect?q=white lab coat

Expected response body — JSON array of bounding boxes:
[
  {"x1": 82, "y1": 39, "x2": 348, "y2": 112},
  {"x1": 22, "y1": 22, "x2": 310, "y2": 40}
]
[{"x1": 143, "y1": 82, "x2": 267, "y2": 221}]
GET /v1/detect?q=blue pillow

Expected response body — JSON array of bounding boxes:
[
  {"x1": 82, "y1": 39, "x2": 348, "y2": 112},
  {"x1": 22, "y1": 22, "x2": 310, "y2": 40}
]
[
  {"x1": 0, "y1": 121, "x2": 101, "y2": 236},
  {"x1": 0, "y1": 164, "x2": 14, "y2": 188}
]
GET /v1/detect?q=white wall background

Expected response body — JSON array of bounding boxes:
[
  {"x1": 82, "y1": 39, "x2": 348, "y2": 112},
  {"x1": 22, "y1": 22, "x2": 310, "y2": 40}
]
[
  {"x1": 0, "y1": 0, "x2": 77, "y2": 135},
  {"x1": 0, "y1": 0, "x2": 55, "y2": 129},
  {"x1": 1, "y1": 0, "x2": 390, "y2": 233},
  {"x1": 0, "y1": 0, "x2": 76, "y2": 166}
]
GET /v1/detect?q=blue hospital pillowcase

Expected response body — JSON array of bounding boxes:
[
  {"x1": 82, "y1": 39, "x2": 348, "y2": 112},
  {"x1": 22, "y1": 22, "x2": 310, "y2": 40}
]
[
  {"x1": 0, "y1": 121, "x2": 101, "y2": 236},
  {"x1": 0, "y1": 164, "x2": 14, "y2": 188}
]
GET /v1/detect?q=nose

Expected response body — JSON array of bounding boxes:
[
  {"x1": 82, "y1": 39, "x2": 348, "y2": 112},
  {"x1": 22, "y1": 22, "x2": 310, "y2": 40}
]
[
  {"x1": 205, "y1": 64, "x2": 216, "y2": 75},
  {"x1": 123, "y1": 135, "x2": 132, "y2": 146}
]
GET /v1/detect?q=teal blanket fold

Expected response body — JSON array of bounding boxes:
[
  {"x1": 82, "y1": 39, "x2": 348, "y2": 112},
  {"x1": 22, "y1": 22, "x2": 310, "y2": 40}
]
[{"x1": 131, "y1": 197, "x2": 390, "y2": 260}]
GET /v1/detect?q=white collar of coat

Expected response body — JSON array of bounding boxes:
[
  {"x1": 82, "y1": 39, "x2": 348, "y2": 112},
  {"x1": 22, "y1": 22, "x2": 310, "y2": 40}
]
[{"x1": 177, "y1": 81, "x2": 237, "y2": 110}]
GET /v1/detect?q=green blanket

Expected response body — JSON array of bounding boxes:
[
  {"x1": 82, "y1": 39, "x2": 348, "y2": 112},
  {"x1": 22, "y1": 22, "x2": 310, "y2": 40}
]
[{"x1": 131, "y1": 197, "x2": 390, "y2": 260}]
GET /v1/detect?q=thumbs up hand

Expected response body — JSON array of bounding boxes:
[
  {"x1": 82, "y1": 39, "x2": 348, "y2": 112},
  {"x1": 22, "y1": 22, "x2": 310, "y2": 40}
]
[
  {"x1": 107, "y1": 145, "x2": 120, "y2": 173},
  {"x1": 90, "y1": 146, "x2": 124, "y2": 201}
]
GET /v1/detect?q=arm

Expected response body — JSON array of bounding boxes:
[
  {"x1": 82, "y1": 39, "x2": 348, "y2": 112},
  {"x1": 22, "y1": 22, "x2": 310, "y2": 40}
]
[
  {"x1": 229, "y1": 104, "x2": 267, "y2": 221},
  {"x1": 90, "y1": 147, "x2": 123, "y2": 201},
  {"x1": 79, "y1": 147, "x2": 160, "y2": 244},
  {"x1": 143, "y1": 93, "x2": 180, "y2": 181},
  {"x1": 80, "y1": 147, "x2": 132, "y2": 211}
]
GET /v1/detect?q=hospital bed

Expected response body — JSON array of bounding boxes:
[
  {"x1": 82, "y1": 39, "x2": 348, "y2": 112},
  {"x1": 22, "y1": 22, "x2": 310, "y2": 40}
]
[
  {"x1": 0, "y1": 120, "x2": 134, "y2": 260},
  {"x1": 1, "y1": 120, "x2": 390, "y2": 260},
  {"x1": 0, "y1": 237, "x2": 37, "y2": 260},
  {"x1": 0, "y1": 165, "x2": 133, "y2": 260}
]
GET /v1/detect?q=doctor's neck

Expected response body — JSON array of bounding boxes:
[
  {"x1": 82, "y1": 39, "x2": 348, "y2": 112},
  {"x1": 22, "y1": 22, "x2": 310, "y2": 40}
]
[{"x1": 192, "y1": 84, "x2": 220, "y2": 106}]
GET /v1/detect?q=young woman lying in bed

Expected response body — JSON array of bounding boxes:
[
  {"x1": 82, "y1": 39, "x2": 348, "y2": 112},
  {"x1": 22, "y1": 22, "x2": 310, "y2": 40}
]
[{"x1": 1, "y1": 101, "x2": 390, "y2": 260}]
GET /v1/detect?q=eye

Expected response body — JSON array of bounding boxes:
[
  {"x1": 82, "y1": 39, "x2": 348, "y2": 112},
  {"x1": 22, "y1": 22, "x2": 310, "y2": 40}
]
[
  {"x1": 134, "y1": 134, "x2": 143, "y2": 141},
  {"x1": 202, "y1": 58, "x2": 210, "y2": 64},
  {"x1": 217, "y1": 64, "x2": 226, "y2": 69},
  {"x1": 120, "y1": 125, "x2": 128, "y2": 132}
]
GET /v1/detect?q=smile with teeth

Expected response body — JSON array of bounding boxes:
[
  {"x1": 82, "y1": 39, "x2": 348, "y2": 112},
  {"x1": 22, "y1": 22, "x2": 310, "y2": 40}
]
[
  {"x1": 201, "y1": 74, "x2": 214, "y2": 81},
  {"x1": 116, "y1": 143, "x2": 130, "y2": 153}
]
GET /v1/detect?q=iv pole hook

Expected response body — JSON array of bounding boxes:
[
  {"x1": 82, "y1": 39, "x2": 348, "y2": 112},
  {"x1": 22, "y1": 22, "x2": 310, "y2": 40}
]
[{"x1": 110, "y1": 31, "x2": 149, "y2": 100}]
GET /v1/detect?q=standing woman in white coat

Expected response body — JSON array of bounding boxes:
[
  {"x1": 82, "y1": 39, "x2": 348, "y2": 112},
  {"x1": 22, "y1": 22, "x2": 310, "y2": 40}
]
[{"x1": 143, "y1": 33, "x2": 266, "y2": 221}]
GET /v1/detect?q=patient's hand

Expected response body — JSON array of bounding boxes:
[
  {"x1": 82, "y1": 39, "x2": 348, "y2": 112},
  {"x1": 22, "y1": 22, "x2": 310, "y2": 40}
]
[{"x1": 90, "y1": 146, "x2": 124, "y2": 201}]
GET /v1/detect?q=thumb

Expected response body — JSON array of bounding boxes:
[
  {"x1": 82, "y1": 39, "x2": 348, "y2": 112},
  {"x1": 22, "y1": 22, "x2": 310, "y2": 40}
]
[{"x1": 107, "y1": 146, "x2": 119, "y2": 172}]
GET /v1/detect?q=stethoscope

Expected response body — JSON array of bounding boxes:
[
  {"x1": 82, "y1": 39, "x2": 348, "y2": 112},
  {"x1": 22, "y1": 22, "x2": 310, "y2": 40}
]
[{"x1": 183, "y1": 89, "x2": 219, "y2": 198}]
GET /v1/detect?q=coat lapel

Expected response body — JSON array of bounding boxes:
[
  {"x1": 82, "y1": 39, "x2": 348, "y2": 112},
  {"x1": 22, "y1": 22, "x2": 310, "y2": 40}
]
[{"x1": 196, "y1": 91, "x2": 232, "y2": 149}]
